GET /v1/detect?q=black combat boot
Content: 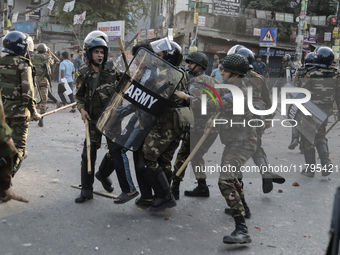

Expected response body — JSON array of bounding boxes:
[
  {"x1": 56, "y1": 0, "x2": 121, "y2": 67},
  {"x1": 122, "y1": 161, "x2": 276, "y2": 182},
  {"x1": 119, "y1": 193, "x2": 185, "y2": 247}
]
[
  {"x1": 301, "y1": 148, "x2": 316, "y2": 178},
  {"x1": 288, "y1": 127, "x2": 299, "y2": 150},
  {"x1": 315, "y1": 143, "x2": 333, "y2": 176},
  {"x1": 224, "y1": 197, "x2": 251, "y2": 219},
  {"x1": 184, "y1": 179, "x2": 210, "y2": 197},
  {"x1": 253, "y1": 155, "x2": 285, "y2": 193},
  {"x1": 148, "y1": 167, "x2": 176, "y2": 212},
  {"x1": 223, "y1": 216, "x2": 251, "y2": 244},
  {"x1": 95, "y1": 152, "x2": 115, "y2": 192},
  {"x1": 170, "y1": 180, "x2": 181, "y2": 200},
  {"x1": 38, "y1": 117, "x2": 44, "y2": 127},
  {"x1": 75, "y1": 143, "x2": 97, "y2": 203},
  {"x1": 253, "y1": 155, "x2": 273, "y2": 193}
]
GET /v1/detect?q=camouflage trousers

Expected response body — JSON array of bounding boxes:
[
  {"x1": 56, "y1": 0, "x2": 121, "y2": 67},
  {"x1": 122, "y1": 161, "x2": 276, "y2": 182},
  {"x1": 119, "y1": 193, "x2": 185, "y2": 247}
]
[
  {"x1": 5, "y1": 116, "x2": 29, "y2": 173},
  {"x1": 88, "y1": 122, "x2": 114, "y2": 150},
  {"x1": 0, "y1": 138, "x2": 17, "y2": 191},
  {"x1": 173, "y1": 130, "x2": 218, "y2": 182},
  {"x1": 0, "y1": 154, "x2": 14, "y2": 190},
  {"x1": 252, "y1": 126, "x2": 266, "y2": 158},
  {"x1": 218, "y1": 138, "x2": 257, "y2": 218},
  {"x1": 38, "y1": 80, "x2": 49, "y2": 114},
  {"x1": 302, "y1": 119, "x2": 328, "y2": 151},
  {"x1": 143, "y1": 118, "x2": 182, "y2": 178}
]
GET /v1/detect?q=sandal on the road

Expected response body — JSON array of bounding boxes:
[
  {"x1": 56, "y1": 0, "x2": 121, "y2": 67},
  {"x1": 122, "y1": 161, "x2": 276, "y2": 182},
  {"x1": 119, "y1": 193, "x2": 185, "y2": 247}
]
[{"x1": 114, "y1": 191, "x2": 139, "y2": 204}]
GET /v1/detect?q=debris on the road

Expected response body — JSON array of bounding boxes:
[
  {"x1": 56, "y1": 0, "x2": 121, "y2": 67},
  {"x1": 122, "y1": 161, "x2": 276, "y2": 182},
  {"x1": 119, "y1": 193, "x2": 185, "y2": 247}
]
[
  {"x1": 52, "y1": 179, "x2": 59, "y2": 183},
  {"x1": 95, "y1": 247, "x2": 99, "y2": 251},
  {"x1": 278, "y1": 189, "x2": 283, "y2": 193},
  {"x1": 165, "y1": 217, "x2": 169, "y2": 220},
  {"x1": 249, "y1": 182, "x2": 252, "y2": 184},
  {"x1": 292, "y1": 182, "x2": 300, "y2": 186},
  {"x1": 22, "y1": 243, "x2": 32, "y2": 247},
  {"x1": 254, "y1": 226, "x2": 261, "y2": 231},
  {"x1": 2, "y1": 219, "x2": 7, "y2": 224}
]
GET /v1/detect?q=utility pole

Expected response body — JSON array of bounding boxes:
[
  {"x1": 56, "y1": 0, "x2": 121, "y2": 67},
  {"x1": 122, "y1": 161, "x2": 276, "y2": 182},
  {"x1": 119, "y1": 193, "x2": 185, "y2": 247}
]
[
  {"x1": 295, "y1": 0, "x2": 308, "y2": 66},
  {"x1": 189, "y1": 0, "x2": 199, "y2": 52},
  {"x1": 3, "y1": 0, "x2": 8, "y2": 36}
]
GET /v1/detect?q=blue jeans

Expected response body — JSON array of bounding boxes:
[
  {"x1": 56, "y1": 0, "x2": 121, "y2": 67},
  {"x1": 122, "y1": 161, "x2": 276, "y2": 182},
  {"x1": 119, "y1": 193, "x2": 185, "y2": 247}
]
[{"x1": 58, "y1": 82, "x2": 76, "y2": 108}]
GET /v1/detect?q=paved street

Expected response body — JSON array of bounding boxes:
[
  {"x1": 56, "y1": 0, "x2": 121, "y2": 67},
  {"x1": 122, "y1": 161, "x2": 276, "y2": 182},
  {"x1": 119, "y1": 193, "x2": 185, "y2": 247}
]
[{"x1": 1, "y1": 96, "x2": 339, "y2": 255}]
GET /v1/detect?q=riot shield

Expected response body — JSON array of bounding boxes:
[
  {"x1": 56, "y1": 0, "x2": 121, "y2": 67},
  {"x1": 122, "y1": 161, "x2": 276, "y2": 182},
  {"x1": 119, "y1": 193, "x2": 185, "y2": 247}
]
[
  {"x1": 279, "y1": 82, "x2": 328, "y2": 144},
  {"x1": 96, "y1": 48, "x2": 184, "y2": 151}
]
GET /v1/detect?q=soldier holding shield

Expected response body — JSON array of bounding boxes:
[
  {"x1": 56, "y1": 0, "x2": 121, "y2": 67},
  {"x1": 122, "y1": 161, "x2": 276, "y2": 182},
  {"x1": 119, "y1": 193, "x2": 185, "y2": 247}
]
[{"x1": 300, "y1": 46, "x2": 340, "y2": 177}]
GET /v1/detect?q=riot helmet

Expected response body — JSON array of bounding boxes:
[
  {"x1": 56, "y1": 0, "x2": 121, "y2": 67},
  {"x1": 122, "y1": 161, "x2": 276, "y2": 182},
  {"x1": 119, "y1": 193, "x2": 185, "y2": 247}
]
[
  {"x1": 313, "y1": 46, "x2": 334, "y2": 68},
  {"x1": 83, "y1": 36, "x2": 108, "y2": 66},
  {"x1": 84, "y1": 30, "x2": 109, "y2": 44},
  {"x1": 2, "y1": 31, "x2": 29, "y2": 57},
  {"x1": 228, "y1": 45, "x2": 254, "y2": 69},
  {"x1": 37, "y1": 43, "x2": 47, "y2": 53},
  {"x1": 304, "y1": 52, "x2": 314, "y2": 66},
  {"x1": 284, "y1": 54, "x2": 291, "y2": 61},
  {"x1": 26, "y1": 35, "x2": 34, "y2": 53},
  {"x1": 185, "y1": 51, "x2": 208, "y2": 69},
  {"x1": 221, "y1": 53, "x2": 249, "y2": 76},
  {"x1": 150, "y1": 37, "x2": 183, "y2": 66}
]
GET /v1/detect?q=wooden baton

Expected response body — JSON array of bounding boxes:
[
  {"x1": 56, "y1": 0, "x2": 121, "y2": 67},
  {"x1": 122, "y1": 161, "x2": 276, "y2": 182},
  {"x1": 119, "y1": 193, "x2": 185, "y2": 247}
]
[
  {"x1": 85, "y1": 119, "x2": 91, "y2": 174},
  {"x1": 40, "y1": 102, "x2": 76, "y2": 117},
  {"x1": 176, "y1": 112, "x2": 220, "y2": 177}
]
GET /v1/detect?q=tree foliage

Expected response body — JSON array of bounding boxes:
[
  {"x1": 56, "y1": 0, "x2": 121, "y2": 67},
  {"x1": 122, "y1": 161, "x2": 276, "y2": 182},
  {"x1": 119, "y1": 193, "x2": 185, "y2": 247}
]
[
  {"x1": 246, "y1": 0, "x2": 337, "y2": 16},
  {"x1": 54, "y1": 0, "x2": 155, "y2": 33}
]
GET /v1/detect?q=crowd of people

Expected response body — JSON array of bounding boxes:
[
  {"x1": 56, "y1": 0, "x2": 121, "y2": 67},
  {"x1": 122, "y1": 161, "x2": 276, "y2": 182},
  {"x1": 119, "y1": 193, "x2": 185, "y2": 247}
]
[{"x1": 0, "y1": 29, "x2": 339, "y2": 246}]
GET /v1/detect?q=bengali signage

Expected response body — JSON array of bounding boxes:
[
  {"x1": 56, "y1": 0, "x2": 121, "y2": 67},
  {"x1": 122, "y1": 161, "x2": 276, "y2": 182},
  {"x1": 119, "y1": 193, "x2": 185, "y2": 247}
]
[{"x1": 213, "y1": 0, "x2": 241, "y2": 17}]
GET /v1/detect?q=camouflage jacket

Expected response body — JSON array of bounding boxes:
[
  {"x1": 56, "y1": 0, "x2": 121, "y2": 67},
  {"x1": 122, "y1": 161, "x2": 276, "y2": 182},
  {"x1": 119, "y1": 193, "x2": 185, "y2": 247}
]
[
  {"x1": 0, "y1": 91, "x2": 17, "y2": 191},
  {"x1": 302, "y1": 67, "x2": 340, "y2": 115},
  {"x1": 279, "y1": 60, "x2": 293, "y2": 78},
  {"x1": 31, "y1": 53, "x2": 54, "y2": 83},
  {"x1": 75, "y1": 61, "x2": 122, "y2": 124},
  {"x1": 245, "y1": 70, "x2": 271, "y2": 110},
  {"x1": 147, "y1": 67, "x2": 189, "y2": 132},
  {"x1": 0, "y1": 55, "x2": 37, "y2": 118},
  {"x1": 217, "y1": 79, "x2": 257, "y2": 146},
  {"x1": 158, "y1": 67, "x2": 188, "y2": 111},
  {"x1": 292, "y1": 66, "x2": 315, "y2": 88},
  {"x1": 188, "y1": 72, "x2": 219, "y2": 129}
]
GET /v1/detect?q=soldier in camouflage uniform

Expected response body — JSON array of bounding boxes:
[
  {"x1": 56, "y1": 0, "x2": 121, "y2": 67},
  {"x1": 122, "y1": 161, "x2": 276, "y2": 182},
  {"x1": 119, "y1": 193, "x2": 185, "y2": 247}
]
[
  {"x1": 171, "y1": 51, "x2": 219, "y2": 200},
  {"x1": 136, "y1": 38, "x2": 189, "y2": 211},
  {"x1": 31, "y1": 43, "x2": 55, "y2": 127},
  {"x1": 288, "y1": 52, "x2": 314, "y2": 151},
  {"x1": 216, "y1": 54, "x2": 256, "y2": 244},
  {"x1": 300, "y1": 47, "x2": 340, "y2": 177},
  {"x1": 0, "y1": 91, "x2": 18, "y2": 202},
  {"x1": 177, "y1": 54, "x2": 256, "y2": 244},
  {"x1": 227, "y1": 46, "x2": 285, "y2": 196},
  {"x1": 0, "y1": 31, "x2": 41, "y2": 177},
  {"x1": 278, "y1": 54, "x2": 293, "y2": 78},
  {"x1": 75, "y1": 31, "x2": 133, "y2": 203}
]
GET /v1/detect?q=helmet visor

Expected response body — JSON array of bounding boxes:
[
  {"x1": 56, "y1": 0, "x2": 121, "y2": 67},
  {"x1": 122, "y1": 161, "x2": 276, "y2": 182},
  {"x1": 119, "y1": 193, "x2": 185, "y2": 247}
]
[{"x1": 150, "y1": 37, "x2": 172, "y2": 54}]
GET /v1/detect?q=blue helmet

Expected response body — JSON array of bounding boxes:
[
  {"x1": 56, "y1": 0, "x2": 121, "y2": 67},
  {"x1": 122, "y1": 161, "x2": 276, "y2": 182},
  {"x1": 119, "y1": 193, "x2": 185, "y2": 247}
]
[
  {"x1": 2, "y1": 31, "x2": 29, "y2": 57},
  {"x1": 228, "y1": 45, "x2": 254, "y2": 69},
  {"x1": 304, "y1": 52, "x2": 314, "y2": 66},
  {"x1": 284, "y1": 54, "x2": 291, "y2": 60},
  {"x1": 313, "y1": 46, "x2": 334, "y2": 68}
]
